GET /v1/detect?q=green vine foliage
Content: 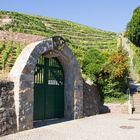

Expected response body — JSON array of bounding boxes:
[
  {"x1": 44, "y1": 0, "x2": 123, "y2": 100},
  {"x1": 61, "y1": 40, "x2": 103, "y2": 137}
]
[
  {"x1": 82, "y1": 48, "x2": 129, "y2": 99},
  {"x1": 0, "y1": 41, "x2": 6, "y2": 52},
  {"x1": 15, "y1": 42, "x2": 21, "y2": 58},
  {"x1": 0, "y1": 10, "x2": 117, "y2": 50},
  {"x1": 2, "y1": 40, "x2": 13, "y2": 64}
]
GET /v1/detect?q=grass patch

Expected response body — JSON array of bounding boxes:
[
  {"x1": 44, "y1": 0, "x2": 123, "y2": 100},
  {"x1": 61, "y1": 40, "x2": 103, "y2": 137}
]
[{"x1": 104, "y1": 95, "x2": 128, "y2": 104}]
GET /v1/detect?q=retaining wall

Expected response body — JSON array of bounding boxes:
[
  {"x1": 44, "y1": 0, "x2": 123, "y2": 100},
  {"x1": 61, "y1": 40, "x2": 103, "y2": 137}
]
[
  {"x1": 0, "y1": 80, "x2": 16, "y2": 136},
  {"x1": 83, "y1": 80, "x2": 102, "y2": 116}
]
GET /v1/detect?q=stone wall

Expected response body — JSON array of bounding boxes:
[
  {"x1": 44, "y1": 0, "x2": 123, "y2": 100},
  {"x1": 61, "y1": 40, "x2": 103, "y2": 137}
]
[
  {"x1": 0, "y1": 80, "x2": 16, "y2": 136},
  {"x1": 0, "y1": 31, "x2": 45, "y2": 45},
  {"x1": 83, "y1": 80, "x2": 103, "y2": 116},
  {"x1": 9, "y1": 37, "x2": 83, "y2": 131}
]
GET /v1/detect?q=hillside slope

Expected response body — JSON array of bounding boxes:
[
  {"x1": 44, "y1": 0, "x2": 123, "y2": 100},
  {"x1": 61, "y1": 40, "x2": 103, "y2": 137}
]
[{"x1": 0, "y1": 10, "x2": 117, "y2": 75}]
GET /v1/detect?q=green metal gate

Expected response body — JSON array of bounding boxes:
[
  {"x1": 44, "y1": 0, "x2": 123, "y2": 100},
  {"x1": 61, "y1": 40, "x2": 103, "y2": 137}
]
[{"x1": 34, "y1": 56, "x2": 64, "y2": 121}]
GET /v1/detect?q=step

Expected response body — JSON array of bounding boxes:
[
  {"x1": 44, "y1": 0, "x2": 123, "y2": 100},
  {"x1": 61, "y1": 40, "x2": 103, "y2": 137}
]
[
  {"x1": 133, "y1": 96, "x2": 140, "y2": 98},
  {"x1": 133, "y1": 99, "x2": 140, "y2": 100},
  {"x1": 133, "y1": 96, "x2": 140, "y2": 99},
  {"x1": 134, "y1": 105, "x2": 140, "y2": 107},
  {"x1": 8, "y1": 57, "x2": 16, "y2": 60},
  {"x1": 133, "y1": 108, "x2": 140, "y2": 111},
  {"x1": 8, "y1": 56, "x2": 16, "y2": 59},
  {"x1": 133, "y1": 97, "x2": 140, "y2": 99},
  {"x1": 7, "y1": 61, "x2": 15, "y2": 64},
  {"x1": 134, "y1": 106, "x2": 140, "y2": 109},
  {"x1": 133, "y1": 94, "x2": 140, "y2": 96},
  {"x1": 134, "y1": 110, "x2": 140, "y2": 112},
  {"x1": 133, "y1": 101, "x2": 140, "y2": 103},
  {"x1": 7, "y1": 59, "x2": 16, "y2": 62},
  {"x1": 134, "y1": 103, "x2": 140, "y2": 106},
  {"x1": 133, "y1": 103, "x2": 140, "y2": 105},
  {"x1": 133, "y1": 102, "x2": 140, "y2": 105},
  {"x1": 133, "y1": 98, "x2": 140, "y2": 100},
  {"x1": 7, "y1": 62, "x2": 14, "y2": 65},
  {"x1": 133, "y1": 100, "x2": 140, "y2": 102},
  {"x1": 133, "y1": 112, "x2": 140, "y2": 114},
  {"x1": 133, "y1": 99, "x2": 140, "y2": 101},
  {"x1": 133, "y1": 92, "x2": 140, "y2": 94},
  {"x1": 6, "y1": 66, "x2": 13, "y2": 68},
  {"x1": 8, "y1": 58, "x2": 15, "y2": 61},
  {"x1": 133, "y1": 110, "x2": 140, "y2": 112}
]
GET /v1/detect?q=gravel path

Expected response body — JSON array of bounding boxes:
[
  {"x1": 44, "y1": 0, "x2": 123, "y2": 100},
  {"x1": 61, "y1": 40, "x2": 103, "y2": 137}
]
[{"x1": 1, "y1": 113, "x2": 140, "y2": 140}]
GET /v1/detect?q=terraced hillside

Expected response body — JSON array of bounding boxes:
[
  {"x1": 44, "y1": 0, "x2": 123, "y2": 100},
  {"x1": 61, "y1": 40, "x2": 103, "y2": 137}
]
[
  {"x1": 0, "y1": 10, "x2": 117, "y2": 75},
  {"x1": 0, "y1": 41, "x2": 21, "y2": 72}
]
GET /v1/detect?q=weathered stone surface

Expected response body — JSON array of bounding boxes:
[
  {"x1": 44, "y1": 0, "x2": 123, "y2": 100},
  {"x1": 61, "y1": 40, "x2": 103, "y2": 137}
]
[
  {"x1": 0, "y1": 80, "x2": 17, "y2": 137},
  {"x1": 83, "y1": 80, "x2": 103, "y2": 116},
  {"x1": 52, "y1": 36, "x2": 65, "y2": 51},
  {"x1": 9, "y1": 37, "x2": 83, "y2": 132},
  {"x1": 0, "y1": 98, "x2": 2, "y2": 107},
  {"x1": 0, "y1": 107, "x2": 5, "y2": 113}
]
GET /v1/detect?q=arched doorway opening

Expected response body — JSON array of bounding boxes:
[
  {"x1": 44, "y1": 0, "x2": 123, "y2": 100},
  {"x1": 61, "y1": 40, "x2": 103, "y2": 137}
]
[
  {"x1": 9, "y1": 36, "x2": 83, "y2": 132},
  {"x1": 34, "y1": 56, "x2": 64, "y2": 121}
]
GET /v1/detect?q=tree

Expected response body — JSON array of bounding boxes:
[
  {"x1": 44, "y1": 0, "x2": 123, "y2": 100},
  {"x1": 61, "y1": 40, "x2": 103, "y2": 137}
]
[
  {"x1": 82, "y1": 48, "x2": 107, "y2": 82},
  {"x1": 126, "y1": 6, "x2": 140, "y2": 47}
]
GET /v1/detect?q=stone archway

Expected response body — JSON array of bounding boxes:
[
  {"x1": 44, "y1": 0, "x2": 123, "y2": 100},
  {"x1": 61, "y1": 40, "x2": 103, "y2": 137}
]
[{"x1": 9, "y1": 36, "x2": 83, "y2": 132}]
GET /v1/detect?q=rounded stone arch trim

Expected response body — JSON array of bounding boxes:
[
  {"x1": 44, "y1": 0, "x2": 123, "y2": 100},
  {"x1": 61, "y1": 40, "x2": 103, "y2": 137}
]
[{"x1": 9, "y1": 36, "x2": 83, "y2": 132}]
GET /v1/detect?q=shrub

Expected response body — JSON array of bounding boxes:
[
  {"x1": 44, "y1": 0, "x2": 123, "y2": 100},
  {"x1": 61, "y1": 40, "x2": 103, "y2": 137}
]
[{"x1": 83, "y1": 47, "x2": 129, "y2": 100}]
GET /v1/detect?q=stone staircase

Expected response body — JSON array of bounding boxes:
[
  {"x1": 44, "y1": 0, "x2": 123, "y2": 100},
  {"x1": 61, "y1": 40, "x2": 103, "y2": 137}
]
[{"x1": 132, "y1": 93, "x2": 140, "y2": 114}]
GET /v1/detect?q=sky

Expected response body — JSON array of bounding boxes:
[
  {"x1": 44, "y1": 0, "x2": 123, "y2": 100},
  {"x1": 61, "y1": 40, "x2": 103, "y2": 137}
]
[{"x1": 0, "y1": 0, "x2": 139, "y2": 33}]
